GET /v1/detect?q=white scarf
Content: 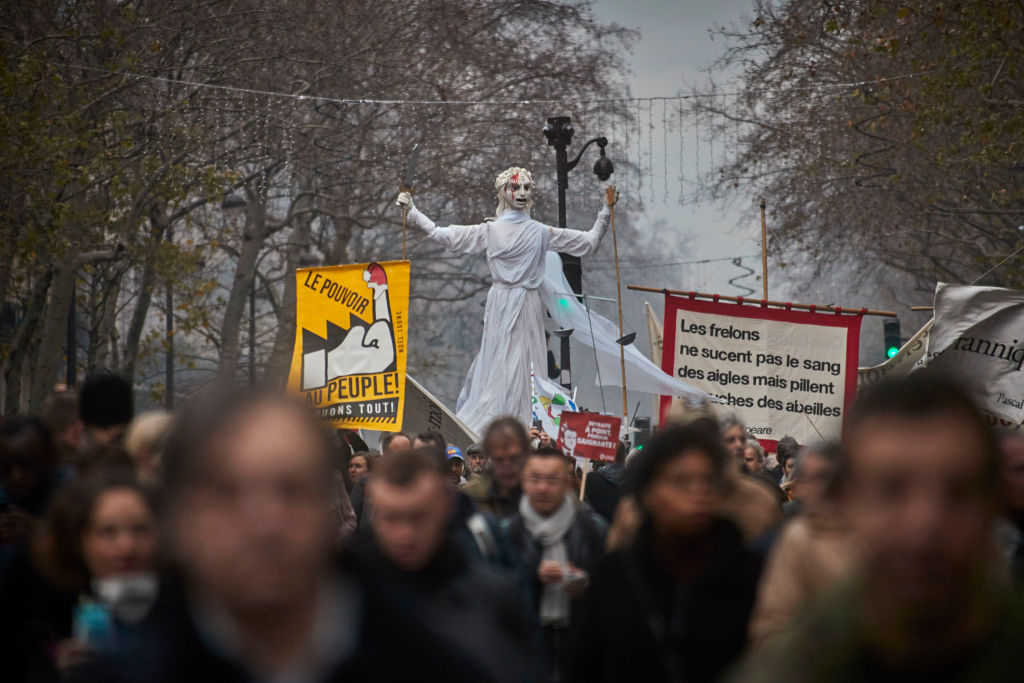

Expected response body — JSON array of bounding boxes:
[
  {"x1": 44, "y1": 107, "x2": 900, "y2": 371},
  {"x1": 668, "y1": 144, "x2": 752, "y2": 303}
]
[{"x1": 520, "y1": 493, "x2": 577, "y2": 625}]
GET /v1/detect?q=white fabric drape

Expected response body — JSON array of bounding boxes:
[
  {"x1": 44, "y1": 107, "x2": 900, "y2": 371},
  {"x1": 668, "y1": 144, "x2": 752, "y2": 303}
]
[
  {"x1": 539, "y1": 252, "x2": 716, "y2": 402},
  {"x1": 406, "y1": 206, "x2": 610, "y2": 435}
]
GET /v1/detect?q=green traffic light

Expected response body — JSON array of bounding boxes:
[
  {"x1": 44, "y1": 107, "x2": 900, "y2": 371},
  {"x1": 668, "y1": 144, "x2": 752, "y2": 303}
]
[{"x1": 887, "y1": 346, "x2": 899, "y2": 358}]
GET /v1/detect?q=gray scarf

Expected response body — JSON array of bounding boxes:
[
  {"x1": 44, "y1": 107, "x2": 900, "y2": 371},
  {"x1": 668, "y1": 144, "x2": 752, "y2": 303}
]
[{"x1": 520, "y1": 493, "x2": 577, "y2": 625}]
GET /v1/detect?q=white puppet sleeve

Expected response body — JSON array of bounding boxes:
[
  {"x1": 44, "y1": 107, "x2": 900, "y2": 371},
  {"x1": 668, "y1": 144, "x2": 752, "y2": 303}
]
[
  {"x1": 546, "y1": 205, "x2": 611, "y2": 257},
  {"x1": 406, "y1": 207, "x2": 488, "y2": 255}
]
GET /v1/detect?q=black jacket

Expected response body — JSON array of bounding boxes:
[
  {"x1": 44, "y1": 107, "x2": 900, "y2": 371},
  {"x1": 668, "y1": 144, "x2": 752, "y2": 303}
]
[
  {"x1": 71, "y1": 562, "x2": 490, "y2": 683},
  {"x1": 567, "y1": 518, "x2": 759, "y2": 683},
  {"x1": 503, "y1": 503, "x2": 608, "y2": 629},
  {"x1": 349, "y1": 534, "x2": 539, "y2": 683},
  {"x1": 583, "y1": 463, "x2": 626, "y2": 523}
]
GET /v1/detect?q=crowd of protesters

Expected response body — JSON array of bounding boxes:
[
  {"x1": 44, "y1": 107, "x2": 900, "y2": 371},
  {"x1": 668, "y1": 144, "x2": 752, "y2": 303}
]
[{"x1": 2, "y1": 370, "x2": 1024, "y2": 682}]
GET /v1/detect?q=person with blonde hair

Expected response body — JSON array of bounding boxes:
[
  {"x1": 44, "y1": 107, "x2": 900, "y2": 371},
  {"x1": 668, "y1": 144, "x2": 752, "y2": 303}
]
[{"x1": 123, "y1": 411, "x2": 173, "y2": 483}]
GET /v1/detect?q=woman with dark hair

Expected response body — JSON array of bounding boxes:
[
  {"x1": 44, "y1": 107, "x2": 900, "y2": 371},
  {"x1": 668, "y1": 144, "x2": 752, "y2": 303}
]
[
  {"x1": 3, "y1": 467, "x2": 158, "y2": 678},
  {"x1": 568, "y1": 419, "x2": 760, "y2": 683},
  {"x1": 347, "y1": 451, "x2": 375, "y2": 490}
]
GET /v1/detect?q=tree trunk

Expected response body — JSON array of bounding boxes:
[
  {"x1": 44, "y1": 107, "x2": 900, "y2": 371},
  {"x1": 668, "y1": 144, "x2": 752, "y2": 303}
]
[
  {"x1": 122, "y1": 210, "x2": 167, "y2": 381},
  {"x1": 3, "y1": 271, "x2": 51, "y2": 415},
  {"x1": 264, "y1": 189, "x2": 314, "y2": 387},
  {"x1": 217, "y1": 198, "x2": 266, "y2": 387},
  {"x1": 29, "y1": 267, "x2": 75, "y2": 412}
]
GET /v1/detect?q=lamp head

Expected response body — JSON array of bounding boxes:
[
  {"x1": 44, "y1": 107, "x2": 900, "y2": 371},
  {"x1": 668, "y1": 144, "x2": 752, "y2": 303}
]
[{"x1": 593, "y1": 139, "x2": 613, "y2": 181}]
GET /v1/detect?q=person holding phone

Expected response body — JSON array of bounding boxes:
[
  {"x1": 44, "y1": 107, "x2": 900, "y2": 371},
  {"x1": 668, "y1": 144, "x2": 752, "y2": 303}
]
[
  {"x1": 1, "y1": 467, "x2": 158, "y2": 680},
  {"x1": 503, "y1": 446, "x2": 608, "y2": 682}
]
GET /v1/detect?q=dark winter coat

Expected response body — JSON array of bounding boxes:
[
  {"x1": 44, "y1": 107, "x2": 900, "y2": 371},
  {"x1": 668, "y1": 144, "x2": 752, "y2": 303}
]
[
  {"x1": 349, "y1": 534, "x2": 539, "y2": 683},
  {"x1": 567, "y1": 517, "x2": 759, "y2": 683},
  {"x1": 70, "y1": 562, "x2": 490, "y2": 683},
  {"x1": 583, "y1": 462, "x2": 626, "y2": 523},
  {"x1": 503, "y1": 502, "x2": 609, "y2": 628}
]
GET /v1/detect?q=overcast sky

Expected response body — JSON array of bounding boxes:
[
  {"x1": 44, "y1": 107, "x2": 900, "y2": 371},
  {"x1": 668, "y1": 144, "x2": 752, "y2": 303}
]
[{"x1": 588, "y1": 0, "x2": 768, "y2": 297}]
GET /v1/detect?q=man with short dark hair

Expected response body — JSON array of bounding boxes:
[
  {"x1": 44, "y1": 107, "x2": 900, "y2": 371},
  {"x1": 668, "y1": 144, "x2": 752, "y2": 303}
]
[
  {"x1": 733, "y1": 375, "x2": 1024, "y2": 682},
  {"x1": 783, "y1": 442, "x2": 842, "y2": 518},
  {"x1": 357, "y1": 448, "x2": 536, "y2": 683},
  {"x1": 769, "y1": 435, "x2": 799, "y2": 486},
  {"x1": 505, "y1": 446, "x2": 607, "y2": 681},
  {"x1": 351, "y1": 432, "x2": 412, "y2": 524},
  {"x1": 462, "y1": 417, "x2": 530, "y2": 520}
]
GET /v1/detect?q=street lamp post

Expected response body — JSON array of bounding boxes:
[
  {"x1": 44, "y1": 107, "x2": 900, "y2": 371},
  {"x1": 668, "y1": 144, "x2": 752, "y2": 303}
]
[
  {"x1": 542, "y1": 116, "x2": 613, "y2": 392},
  {"x1": 542, "y1": 116, "x2": 614, "y2": 296}
]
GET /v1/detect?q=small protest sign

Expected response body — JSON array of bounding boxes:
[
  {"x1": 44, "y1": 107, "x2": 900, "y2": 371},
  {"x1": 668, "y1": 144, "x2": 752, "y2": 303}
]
[
  {"x1": 557, "y1": 412, "x2": 622, "y2": 462},
  {"x1": 287, "y1": 261, "x2": 409, "y2": 431}
]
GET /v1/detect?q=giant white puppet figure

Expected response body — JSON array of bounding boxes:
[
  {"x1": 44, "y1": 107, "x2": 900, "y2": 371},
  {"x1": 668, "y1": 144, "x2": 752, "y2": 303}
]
[{"x1": 396, "y1": 168, "x2": 617, "y2": 436}]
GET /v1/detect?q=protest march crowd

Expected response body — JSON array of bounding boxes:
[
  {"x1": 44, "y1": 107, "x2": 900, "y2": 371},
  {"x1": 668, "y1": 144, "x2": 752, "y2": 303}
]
[{"x1": 2, "y1": 370, "x2": 1024, "y2": 682}]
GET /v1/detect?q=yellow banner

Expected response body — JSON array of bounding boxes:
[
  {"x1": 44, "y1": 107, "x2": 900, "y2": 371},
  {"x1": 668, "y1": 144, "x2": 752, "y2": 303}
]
[{"x1": 287, "y1": 261, "x2": 409, "y2": 431}]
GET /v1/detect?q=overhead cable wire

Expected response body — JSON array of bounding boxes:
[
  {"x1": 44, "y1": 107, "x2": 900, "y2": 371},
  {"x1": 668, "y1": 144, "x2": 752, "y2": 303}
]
[{"x1": 58, "y1": 63, "x2": 951, "y2": 108}]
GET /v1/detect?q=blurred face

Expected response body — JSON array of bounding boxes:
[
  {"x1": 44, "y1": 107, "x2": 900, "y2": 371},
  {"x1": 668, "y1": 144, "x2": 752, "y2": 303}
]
[
  {"x1": 743, "y1": 446, "x2": 763, "y2": 474},
  {"x1": 782, "y1": 455, "x2": 796, "y2": 477},
  {"x1": 348, "y1": 455, "x2": 368, "y2": 483},
  {"x1": 522, "y1": 455, "x2": 569, "y2": 516},
  {"x1": 488, "y1": 437, "x2": 525, "y2": 493},
  {"x1": 1, "y1": 458, "x2": 39, "y2": 504},
  {"x1": 171, "y1": 404, "x2": 332, "y2": 613},
  {"x1": 1002, "y1": 438, "x2": 1024, "y2": 513},
  {"x1": 86, "y1": 423, "x2": 128, "y2": 448},
  {"x1": 723, "y1": 425, "x2": 746, "y2": 466},
  {"x1": 843, "y1": 413, "x2": 994, "y2": 612},
  {"x1": 643, "y1": 450, "x2": 719, "y2": 537},
  {"x1": 369, "y1": 472, "x2": 451, "y2": 572},
  {"x1": 791, "y1": 452, "x2": 832, "y2": 509},
  {"x1": 563, "y1": 429, "x2": 577, "y2": 452},
  {"x1": 467, "y1": 451, "x2": 486, "y2": 474},
  {"x1": 81, "y1": 488, "x2": 156, "y2": 579}
]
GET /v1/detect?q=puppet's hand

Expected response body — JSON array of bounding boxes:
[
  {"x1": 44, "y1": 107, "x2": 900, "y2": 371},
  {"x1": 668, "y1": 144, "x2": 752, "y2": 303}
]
[
  {"x1": 605, "y1": 185, "x2": 619, "y2": 207},
  {"x1": 396, "y1": 191, "x2": 414, "y2": 211}
]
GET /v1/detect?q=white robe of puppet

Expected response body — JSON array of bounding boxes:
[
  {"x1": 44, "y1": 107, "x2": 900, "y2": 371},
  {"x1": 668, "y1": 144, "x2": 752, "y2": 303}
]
[{"x1": 407, "y1": 206, "x2": 610, "y2": 436}]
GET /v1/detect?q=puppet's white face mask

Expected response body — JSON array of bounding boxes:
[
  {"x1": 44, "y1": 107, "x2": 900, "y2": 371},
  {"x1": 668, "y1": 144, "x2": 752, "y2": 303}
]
[{"x1": 495, "y1": 167, "x2": 534, "y2": 214}]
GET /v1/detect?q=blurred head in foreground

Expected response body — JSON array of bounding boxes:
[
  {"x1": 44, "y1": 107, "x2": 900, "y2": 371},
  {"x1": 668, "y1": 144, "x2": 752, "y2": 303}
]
[
  {"x1": 630, "y1": 418, "x2": 728, "y2": 539},
  {"x1": 161, "y1": 390, "x2": 334, "y2": 615},
  {"x1": 838, "y1": 374, "x2": 1000, "y2": 642}
]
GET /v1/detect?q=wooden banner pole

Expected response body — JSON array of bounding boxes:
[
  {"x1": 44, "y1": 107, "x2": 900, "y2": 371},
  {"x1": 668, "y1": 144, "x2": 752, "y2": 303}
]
[
  {"x1": 579, "y1": 460, "x2": 590, "y2": 502},
  {"x1": 760, "y1": 197, "x2": 768, "y2": 300},
  {"x1": 608, "y1": 186, "x2": 628, "y2": 423},
  {"x1": 627, "y1": 285, "x2": 898, "y2": 318}
]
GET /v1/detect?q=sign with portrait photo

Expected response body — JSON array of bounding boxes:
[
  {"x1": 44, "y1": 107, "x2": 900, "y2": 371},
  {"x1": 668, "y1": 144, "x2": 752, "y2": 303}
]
[{"x1": 556, "y1": 411, "x2": 621, "y2": 462}]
